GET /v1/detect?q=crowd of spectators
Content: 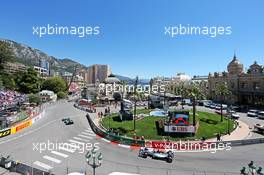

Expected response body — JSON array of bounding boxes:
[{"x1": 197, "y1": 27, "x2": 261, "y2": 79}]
[{"x1": 0, "y1": 90, "x2": 26, "y2": 112}]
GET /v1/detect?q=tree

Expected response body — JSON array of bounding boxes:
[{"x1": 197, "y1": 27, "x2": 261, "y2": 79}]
[
  {"x1": 1, "y1": 74, "x2": 16, "y2": 90},
  {"x1": 0, "y1": 76, "x2": 3, "y2": 89},
  {"x1": 216, "y1": 83, "x2": 230, "y2": 122},
  {"x1": 57, "y1": 91, "x2": 67, "y2": 99},
  {"x1": 113, "y1": 92, "x2": 122, "y2": 102},
  {"x1": 0, "y1": 41, "x2": 13, "y2": 71},
  {"x1": 41, "y1": 77, "x2": 67, "y2": 93},
  {"x1": 17, "y1": 67, "x2": 40, "y2": 94},
  {"x1": 179, "y1": 83, "x2": 188, "y2": 109},
  {"x1": 187, "y1": 84, "x2": 203, "y2": 126},
  {"x1": 28, "y1": 93, "x2": 41, "y2": 105}
]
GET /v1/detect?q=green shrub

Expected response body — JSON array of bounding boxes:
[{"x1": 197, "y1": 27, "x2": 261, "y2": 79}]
[{"x1": 57, "y1": 91, "x2": 67, "y2": 99}]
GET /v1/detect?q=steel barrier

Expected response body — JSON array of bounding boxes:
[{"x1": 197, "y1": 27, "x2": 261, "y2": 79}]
[{"x1": 86, "y1": 114, "x2": 145, "y2": 147}]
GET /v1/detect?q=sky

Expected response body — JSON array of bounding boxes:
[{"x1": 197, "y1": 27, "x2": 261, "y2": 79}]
[{"x1": 0, "y1": 0, "x2": 264, "y2": 78}]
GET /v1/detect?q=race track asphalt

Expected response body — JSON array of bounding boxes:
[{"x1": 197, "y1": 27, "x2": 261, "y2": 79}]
[{"x1": 0, "y1": 101, "x2": 264, "y2": 175}]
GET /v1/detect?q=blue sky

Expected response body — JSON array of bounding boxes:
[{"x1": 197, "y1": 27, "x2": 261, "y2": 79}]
[{"x1": 1, "y1": 0, "x2": 264, "y2": 78}]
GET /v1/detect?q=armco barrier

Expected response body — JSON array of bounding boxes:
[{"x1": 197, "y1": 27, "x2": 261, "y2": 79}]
[
  {"x1": 0, "y1": 109, "x2": 45, "y2": 138},
  {"x1": 86, "y1": 114, "x2": 145, "y2": 147},
  {"x1": 229, "y1": 137, "x2": 264, "y2": 146}
]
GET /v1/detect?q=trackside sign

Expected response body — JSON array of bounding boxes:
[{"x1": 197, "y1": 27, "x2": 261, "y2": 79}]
[{"x1": 0, "y1": 128, "x2": 11, "y2": 138}]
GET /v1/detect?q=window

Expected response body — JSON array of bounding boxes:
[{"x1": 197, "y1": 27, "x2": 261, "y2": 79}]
[
  {"x1": 253, "y1": 82, "x2": 260, "y2": 90},
  {"x1": 231, "y1": 82, "x2": 235, "y2": 89},
  {"x1": 241, "y1": 82, "x2": 246, "y2": 88}
]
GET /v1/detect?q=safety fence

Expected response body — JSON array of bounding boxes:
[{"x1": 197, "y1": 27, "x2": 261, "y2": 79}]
[
  {"x1": 0, "y1": 105, "x2": 45, "y2": 139},
  {"x1": 86, "y1": 113, "x2": 145, "y2": 147}
]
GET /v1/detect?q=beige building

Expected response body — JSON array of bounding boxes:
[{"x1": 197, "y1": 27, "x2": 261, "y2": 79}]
[
  {"x1": 3, "y1": 62, "x2": 27, "y2": 74},
  {"x1": 208, "y1": 54, "x2": 264, "y2": 107},
  {"x1": 34, "y1": 66, "x2": 49, "y2": 77},
  {"x1": 77, "y1": 64, "x2": 111, "y2": 84}
]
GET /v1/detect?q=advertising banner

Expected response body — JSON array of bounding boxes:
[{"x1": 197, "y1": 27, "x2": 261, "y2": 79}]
[
  {"x1": 0, "y1": 128, "x2": 11, "y2": 138},
  {"x1": 164, "y1": 125, "x2": 195, "y2": 133},
  {"x1": 15, "y1": 120, "x2": 32, "y2": 132}
]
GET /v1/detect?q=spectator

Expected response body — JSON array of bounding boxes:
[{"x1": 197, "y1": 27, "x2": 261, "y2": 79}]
[
  {"x1": 107, "y1": 106, "x2": 110, "y2": 113},
  {"x1": 217, "y1": 133, "x2": 221, "y2": 142}
]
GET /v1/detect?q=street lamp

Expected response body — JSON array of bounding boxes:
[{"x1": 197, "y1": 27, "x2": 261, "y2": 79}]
[
  {"x1": 227, "y1": 105, "x2": 232, "y2": 135},
  {"x1": 85, "y1": 147, "x2": 102, "y2": 175},
  {"x1": 240, "y1": 161, "x2": 264, "y2": 175},
  {"x1": 133, "y1": 76, "x2": 138, "y2": 132}
]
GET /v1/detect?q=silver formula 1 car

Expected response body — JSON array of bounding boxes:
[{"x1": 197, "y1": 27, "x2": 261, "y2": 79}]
[{"x1": 138, "y1": 147, "x2": 174, "y2": 163}]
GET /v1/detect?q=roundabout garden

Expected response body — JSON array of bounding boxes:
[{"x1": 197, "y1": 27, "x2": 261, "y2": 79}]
[{"x1": 101, "y1": 108, "x2": 236, "y2": 141}]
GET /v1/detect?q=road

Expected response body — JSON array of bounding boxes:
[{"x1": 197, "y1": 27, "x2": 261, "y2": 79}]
[{"x1": 0, "y1": 101, "x2": 264, "y2": 175}]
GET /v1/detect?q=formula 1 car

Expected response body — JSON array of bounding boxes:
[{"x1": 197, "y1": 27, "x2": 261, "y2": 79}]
[
  {"x1": 138, "y1": 147, "x2": 174, "y2": 163},
  {"x1": 62, "y1": 118, "x2": 74, "y2": 125}
]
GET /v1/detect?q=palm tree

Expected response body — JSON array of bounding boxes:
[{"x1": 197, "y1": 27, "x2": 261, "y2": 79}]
[
  {"x1": 187, "y1": 84, "x2": 203, "y2": 126},
  {"x1": 215, "y1": 83, "x2": 230, "y2": 122},
  {"x1": 179, "y1": 83, "x2": 188, "y2": 109}
]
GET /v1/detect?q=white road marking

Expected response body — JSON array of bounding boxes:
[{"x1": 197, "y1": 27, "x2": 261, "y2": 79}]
[
  {"x1": 102, "y1": 138, "x2": 111, "y2": 143},
  {"x1": 69, "y1": 139, "x2": 85, "y2": 145},
  {"x1": 0, "y1": 113, "x2": 83, "y2": 145},
  {"x1": 43, "y1": 155, "x2": 61, "y2": 164},
  {"x1": 85, "y1": 129, "x2": 93, "y2": 132},
  {"x1": 118, "y1": 144, "x2": 130, "y2": 149},
  {"x1": 82, "y1": 131, "x2": 96, "y2": 137},
  {"x1": 51, "y1": 151, "x2": 68, "y2": 158},
  {"x1": 33, "y1": 161, "x2": 53, "y2": 170},
  {"x1": 85, "y1": 130, "x2": 95, "y2": 134},
  {"x1": 73, "y1": 137, "x2": 88, "y2": 142},
  {"x1": 78, "y1": 134, "x2": 93, "y2": 139},
  {"x1": 58, "y1": 144, "x2": 75, "y2": 153}
]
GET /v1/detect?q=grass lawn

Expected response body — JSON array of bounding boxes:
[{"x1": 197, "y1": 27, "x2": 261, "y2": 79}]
[{"x1": 101, "y1": 109, "x2": 235, "y2": 141}]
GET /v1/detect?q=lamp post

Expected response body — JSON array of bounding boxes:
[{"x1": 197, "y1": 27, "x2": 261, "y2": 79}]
[
  {"x1": 240, "y1": 161, "x2": 264, "y2": 175},
  {"x1": 133, "y1": 76, "x2": 138, "y2": 132},
  {"x1": 85, "y1": 147, "x2": 102, "y2": 175},
  {"x1": 227, "y1": 105, "x2": 232, "y2": 135}
]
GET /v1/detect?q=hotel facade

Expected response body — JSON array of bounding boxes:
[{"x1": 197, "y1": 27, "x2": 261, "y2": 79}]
[{"x1": 208, "y1": 54, "x2": 264, "y2": 107}]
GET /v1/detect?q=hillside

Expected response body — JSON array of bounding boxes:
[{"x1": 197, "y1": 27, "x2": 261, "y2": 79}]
[{"x1": 0, "y1": 39, "x2": 87, "y2": 73}]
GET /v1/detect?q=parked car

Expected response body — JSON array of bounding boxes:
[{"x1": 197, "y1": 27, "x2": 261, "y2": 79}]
[
  {"x1": 138, "y1": 147, "x2": 174, "y2": 163},
  {"x1": 210, "y1": 103, "x2": 217, "y2": 109},
  {"x1": 230, "y1": 111, "x2": 240, "y2": 120},
  {"x1": 257, "y1": 111, "x2": 264, "y2": 119},
  {"x1": 253, "y1": 124, "x2": 264, "y2": 134},
  {"x1": 204, "y1": 102, "x2": 211, "y2": 108},
  {"x1": 215, "y1": 104, "x2": 228, "y2": 110},
  {"x1": 247, "y1": 110, "x2": 259, "y2": 117}
]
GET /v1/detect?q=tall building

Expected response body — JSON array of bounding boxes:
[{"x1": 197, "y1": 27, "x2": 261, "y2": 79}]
[
  {"x1": 170, "y1": 73, "x2": 191, "y2": 85},
  {"x1": 77, "y1": 64, "x2": 111, "y2": 84},
  {"x1": 208, "y1": 54, "x2": 264, "y2": 107},
  {"x1": 39, "y1": 59, "x2": 49, "y2": 70}
]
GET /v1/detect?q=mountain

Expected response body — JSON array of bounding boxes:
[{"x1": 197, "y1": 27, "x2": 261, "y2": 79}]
[
  {"x1": 0, "y1": 39, "x2": 87, "y2": 73},
  {"x1": 115, "y1": 75, "x2": 149, "y2": 85},
  {"x1": 1, "y1": 38, "x2": 150, "y2": 83}
]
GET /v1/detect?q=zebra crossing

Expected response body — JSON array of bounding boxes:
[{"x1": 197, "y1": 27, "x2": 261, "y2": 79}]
[{"x1": 33, "y1": 128, "x2": 96, "y2": 171}]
